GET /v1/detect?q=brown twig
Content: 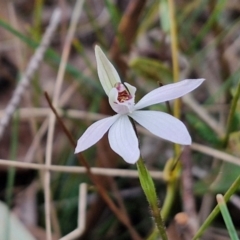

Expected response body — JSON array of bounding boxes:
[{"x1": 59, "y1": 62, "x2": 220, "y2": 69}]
[{"x1": 44, "y1": 92, "x2": 142, "y2": 240}]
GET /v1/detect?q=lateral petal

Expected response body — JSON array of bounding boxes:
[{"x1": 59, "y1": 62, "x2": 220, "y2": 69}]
[
  {"x1": 134, "y1": 79, "x2": 204, "y2": 110},
  {"x1": 75, "y1": 114, "x2": 120, "y2": 153},
  {"x1": 108, "y1": 115, "x2": 140, "y2": 164},
  {"x1": 95, "y1": 45, "x2": 121, "y2": 96},
  {"x1": 129, "y1": 110, "x2": 191, "y2": 144},
  {"x1": 123, "y1": 82, "x2": 137, "y2": 97}
]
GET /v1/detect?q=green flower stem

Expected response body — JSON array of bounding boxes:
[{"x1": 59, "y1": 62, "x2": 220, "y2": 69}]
[
  {"x1": 136, "y1": 157, "x2": 168, "y2": 240},
  {"x1": 193, "y1": 176, "x2": 240, "y2": 240},
  {"x1": 161, "y1": 178, "x2": 178, "y2": 219},
  {"x1": 167, "y1": 0, "x2": 179, "y2": 85},
  {"x1": 223, "y1": 81, "x2": 240, "y2": 147},
  {"x1": 146, "y1": 228, "x2": 159, "y2": 240},
  {"x1": 146, "y1": 179, "x2": 176, "y2": 240},
  {"x1": 146, "y1": 159, "x2": 181, "y2": 240},
  {"x1": 216, "y1": 194, "x2": 239, "y2": 240}
]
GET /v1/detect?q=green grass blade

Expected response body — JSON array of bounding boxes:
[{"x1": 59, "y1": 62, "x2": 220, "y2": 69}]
[{"x1": 217, "y1": 194, "x2": 239, "y2": 240}]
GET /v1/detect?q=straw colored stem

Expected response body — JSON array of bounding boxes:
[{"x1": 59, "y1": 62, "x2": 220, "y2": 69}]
[
  {"x1": 0, "y1": 158, "x2": 163, "y2": 179},
  {"x1": 44, "y1": 2, "x2": 84, "y2": 239},
  {"x1": 167, "y1": 0, "x2": 181, "y2": 157},
  {"x1": 183, "y1": 94, "x2": 225, "y2": 137},
  {"x1": 0, "y1": 8, "x2": 61, "y2": 139},
  {"x1": 191, "y1": 143, "x2": 240, "y2": 166}
]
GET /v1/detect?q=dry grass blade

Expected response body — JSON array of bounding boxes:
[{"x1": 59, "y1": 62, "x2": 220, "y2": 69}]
[
  {"x1": 191, "y1": 143, "x2": 240, "y2": 166},
  {"x1": 0, "y1": 8, "x2": 61, "y2": 139},
  {"x1": 183, "y1": 94, "x2": 225, "y2": 137},
  {"x1": 44, "y1": 1, "x2": 84, "y2": 239},
  {"x1": 0, "y1": 158, "x2": 163, "y2": 178}
]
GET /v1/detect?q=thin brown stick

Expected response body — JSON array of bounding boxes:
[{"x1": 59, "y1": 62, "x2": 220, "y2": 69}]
[
  {"x1": 44, "y1": 93, "x2": 76, "y2": 146},
  {"x1": 44, "y1": 92, "x2": 142, "y2": 240}
]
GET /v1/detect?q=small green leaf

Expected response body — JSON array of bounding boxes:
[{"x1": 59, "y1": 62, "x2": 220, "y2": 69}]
[
  {"x1": 186, "y1": 113, "x2": 221, "y2": 145},
  {"x1": 129, "y1": 57, "x2": 172, "y2": 83},
  {"x1": 193, "y1": 176, "x2": 240, "y2": 240},
  {"x1": 194, "y1": 163, "x2": 240, "y2": 194},
  {"x1": 217, "y1": 194, "x2": 239, "y2": 240}
]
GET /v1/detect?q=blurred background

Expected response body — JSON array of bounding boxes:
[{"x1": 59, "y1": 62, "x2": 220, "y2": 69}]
[{"x1": 0, "y1": 0, "x2": 240, "y2": 239}]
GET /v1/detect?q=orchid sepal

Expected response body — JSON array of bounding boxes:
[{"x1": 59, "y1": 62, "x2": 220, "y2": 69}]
[{"x1": 95, "y1": 45, "x2": 121, "y2": 96}]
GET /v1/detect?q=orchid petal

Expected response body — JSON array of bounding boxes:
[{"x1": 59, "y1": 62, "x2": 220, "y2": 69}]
[
  {"x1": 95, "y1": 45, "x2": 121, "y2": 96},
  {"x1": 134, "y1": 79, "x2": 205, "y2": 110},
  {"x1": 108, "y1": 115, "x2": 140, "y2": 164},
  {"x1": 129, "y1": 110, "x2": 191, "y2": 144},
  {"x1": 75, "y1": 114, "x2": 120, "y2": 153}
]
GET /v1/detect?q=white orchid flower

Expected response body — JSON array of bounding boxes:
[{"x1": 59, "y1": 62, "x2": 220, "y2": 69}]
[{"x1": 75, "y1": 45, "x2": 204, "y2": 164}]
